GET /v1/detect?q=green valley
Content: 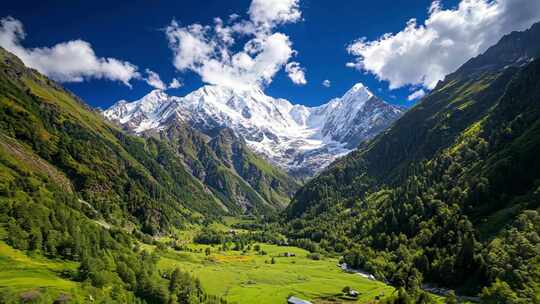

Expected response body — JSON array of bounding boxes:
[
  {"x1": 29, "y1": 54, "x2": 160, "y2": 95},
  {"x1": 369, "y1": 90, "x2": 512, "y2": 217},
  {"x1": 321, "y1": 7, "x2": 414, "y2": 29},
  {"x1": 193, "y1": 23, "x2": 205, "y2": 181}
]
[
  {"x1": 0, "y1": 219, "x2": 399, "y2": 304},
  {"x1": 1, "y1": 2, "x2": 540, "y2": 304},
  {"x1": 143, "y1": 229, "x2": 396, "y2": 304},
  {"x1": 0, "y1": 46, "x2": 399, "y2": 303}
]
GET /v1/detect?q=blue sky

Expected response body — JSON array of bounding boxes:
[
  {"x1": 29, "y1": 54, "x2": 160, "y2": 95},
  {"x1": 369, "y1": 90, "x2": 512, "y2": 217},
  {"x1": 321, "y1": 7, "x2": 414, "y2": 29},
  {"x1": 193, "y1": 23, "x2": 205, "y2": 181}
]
[{"x1": 3, "y1": 0, "x2": 538, "y2": 109}]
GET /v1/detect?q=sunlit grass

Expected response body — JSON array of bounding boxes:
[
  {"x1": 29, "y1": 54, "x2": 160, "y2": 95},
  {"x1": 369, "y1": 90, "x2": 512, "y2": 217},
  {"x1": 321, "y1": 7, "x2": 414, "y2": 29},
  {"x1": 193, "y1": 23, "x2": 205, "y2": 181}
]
[{"x1": 156, "y1": 242, "x2": 395, "y2": 304}]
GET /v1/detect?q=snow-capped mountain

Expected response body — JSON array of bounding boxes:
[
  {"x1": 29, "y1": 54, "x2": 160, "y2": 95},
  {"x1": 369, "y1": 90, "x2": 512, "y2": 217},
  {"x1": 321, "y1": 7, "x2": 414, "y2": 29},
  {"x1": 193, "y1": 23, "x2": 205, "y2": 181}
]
[{"x1": 103, "y1": 83, "x2": 403, "y2": 176}]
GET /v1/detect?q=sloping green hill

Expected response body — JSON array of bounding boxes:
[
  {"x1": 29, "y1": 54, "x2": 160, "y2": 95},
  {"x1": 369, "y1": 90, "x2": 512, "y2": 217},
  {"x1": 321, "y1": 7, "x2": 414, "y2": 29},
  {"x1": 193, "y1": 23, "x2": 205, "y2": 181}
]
[
  {"x1": 285, "y1": 22, "x2": 540, "y2": 301},
  {"x1": 150, "y1": 124, "x2": 300, "y2": 216},
  {"x1": 0, "y1": 46, "x2": 228, "y2": 233},
  {"x1": 0, "y1": 46, "x2": 235, "y2": 302}
]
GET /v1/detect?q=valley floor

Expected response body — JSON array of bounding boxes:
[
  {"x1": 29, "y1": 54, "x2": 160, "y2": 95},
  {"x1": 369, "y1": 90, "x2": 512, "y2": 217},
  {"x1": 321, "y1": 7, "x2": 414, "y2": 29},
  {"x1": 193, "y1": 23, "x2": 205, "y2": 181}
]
[
  {"x1": 0, "y1": 236, "x2": 394, "y2": 304},
  {"x1": 153, "y1": 243, "x2": 394, "y2": 304},
  {"x1": 0, "y1": 220, "x2": 444, "y2": 304}
]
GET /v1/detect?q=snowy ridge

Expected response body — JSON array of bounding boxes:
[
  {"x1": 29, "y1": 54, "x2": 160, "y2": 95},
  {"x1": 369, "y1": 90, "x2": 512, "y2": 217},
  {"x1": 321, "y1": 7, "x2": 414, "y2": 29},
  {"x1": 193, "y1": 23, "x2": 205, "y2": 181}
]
[{"x1": 103, "y1": 83, "x2": 402, "y2": 176}]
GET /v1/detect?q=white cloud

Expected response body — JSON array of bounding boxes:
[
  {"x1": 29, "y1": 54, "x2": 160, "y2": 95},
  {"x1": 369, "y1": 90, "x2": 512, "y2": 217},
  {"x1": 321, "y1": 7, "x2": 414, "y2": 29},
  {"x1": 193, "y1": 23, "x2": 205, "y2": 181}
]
[
  {"x1": 144, "y1": 69, "x2": 166, "y2": 90},
  {"x1": 169, "y1": 78, "x2": 183, "y2": 89},
  {"x1": 248, "y1": 0, "x2": 301, "y2": 29},
  {"x1": 347, "y1": 0, "x2": 540, "y2": 90},
  {"x1": 322, "y1": 79, "x2": 331, "y2": 87},
  {"x1": 165, "y1": 0, "x2": 304, "y2": 90},
  {"x1": 167, "y1": 22, "x2": 215, "y2": 72},
  {"x1": 229, "y1": 14, "x2": 240, "y2": 22},
  {"x1": 0, "y1": 16, "x2": 140, "y2": 86},
  {"x1": 285, "y1": 61, "x2": 306, "y2": 85},
  {"x1": 407, "y1": 89, "x2": 426, "y2": 101}
]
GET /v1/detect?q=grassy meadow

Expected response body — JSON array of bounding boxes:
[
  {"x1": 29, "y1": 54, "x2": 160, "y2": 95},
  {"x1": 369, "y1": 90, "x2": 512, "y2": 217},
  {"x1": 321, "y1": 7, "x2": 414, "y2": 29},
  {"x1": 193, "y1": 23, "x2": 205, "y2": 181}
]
[
  {"x1": 0, "y1": 221, "x2": 454, "y2": 304},
  {"x1": 0, "y1": 217, "x2": 450, "y2": 304},
  {"x1": 156, "y1": 242, "x2": 395, "y2": 304},
  {"x1": 0, "y1": 240, "x2": 84, "y2": 302},
  {"x1": 0, "y1": 234, "x2": 396, "y2": 304}
]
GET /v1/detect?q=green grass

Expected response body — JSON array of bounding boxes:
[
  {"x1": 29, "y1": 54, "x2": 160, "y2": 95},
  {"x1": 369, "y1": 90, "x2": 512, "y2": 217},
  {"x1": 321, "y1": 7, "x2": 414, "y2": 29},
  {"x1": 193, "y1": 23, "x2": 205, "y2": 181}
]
[
  {"x1": 221, "y1": 216, "x2": 256, "y2": 227},
  {"x1": 156, "y1": 243, "x2": 394, "y2": 304},
  {"x1": 0, "y1": 241, "x2": 80, "y2": 299}
]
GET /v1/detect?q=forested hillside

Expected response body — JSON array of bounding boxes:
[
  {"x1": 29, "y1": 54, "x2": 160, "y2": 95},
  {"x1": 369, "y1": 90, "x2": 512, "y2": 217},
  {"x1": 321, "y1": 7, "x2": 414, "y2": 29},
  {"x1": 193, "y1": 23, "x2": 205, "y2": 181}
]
[
  {"x1": 285, "y1": 23, "x2": 540, "y2": 302},
  {"x1": 0, "y1": 46, "x2": 231, "y2": 230},
  {"x1": 146, "y1": 124, "x2": 300, "y2": 215},
  {"x1": 0, "y1": 46, "x2": 236, "y2": 302}
]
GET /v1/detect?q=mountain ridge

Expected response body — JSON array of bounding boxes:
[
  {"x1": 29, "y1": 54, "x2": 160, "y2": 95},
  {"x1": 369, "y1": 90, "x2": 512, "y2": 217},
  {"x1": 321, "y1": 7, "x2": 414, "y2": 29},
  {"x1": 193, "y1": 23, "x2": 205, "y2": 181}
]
[
  {"x1": 104, "y1": 82, "x2": 403, "y2": 177},
  {"x1": 0, "y1": 46, "x2": 234, "y2": 303}
]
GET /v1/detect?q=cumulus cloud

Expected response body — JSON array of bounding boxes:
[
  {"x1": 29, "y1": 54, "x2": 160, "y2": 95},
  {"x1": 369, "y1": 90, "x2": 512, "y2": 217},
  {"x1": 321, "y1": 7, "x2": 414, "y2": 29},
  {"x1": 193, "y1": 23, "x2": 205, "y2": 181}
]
[
  {"x1": 165, "y1": 0, "x2": 304, "y2": 90},
  {"x1": 347, "y1": 0, "x2": 540, "y2": 90},
  {"x1": 0, "y1": 16, "x2": 140, "y2": 86},
  {"x1": 169, "y1": 78, "x2": 183, "y2": 89},
  {"x1": 285, "y1": 61, "x2": 306, "y2": 85},
  {"x1": 407, "y1": 89, "x2": 426, "y2": 101},
  {"x1": 322, "y1": 79, "x2": 331, "y2": 87},
  {"x1": 144, "y1": 69, "x2": 166, "y2": 90},
  {"x1": 248, "y1": 0, "x2": 301, "y2": 28}
]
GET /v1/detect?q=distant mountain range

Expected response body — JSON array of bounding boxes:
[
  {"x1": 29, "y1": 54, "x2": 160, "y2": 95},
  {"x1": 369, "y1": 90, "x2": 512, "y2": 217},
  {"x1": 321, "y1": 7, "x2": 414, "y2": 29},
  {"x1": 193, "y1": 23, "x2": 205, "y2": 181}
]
[{"x1": 104, "y1": 83, "x2": 402, "y2": 177}]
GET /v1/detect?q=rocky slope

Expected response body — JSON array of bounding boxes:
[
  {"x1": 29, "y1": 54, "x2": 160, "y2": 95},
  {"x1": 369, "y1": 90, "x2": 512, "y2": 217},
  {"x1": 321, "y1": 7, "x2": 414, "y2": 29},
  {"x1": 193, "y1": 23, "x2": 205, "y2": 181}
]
[{"x1": 145, "y1": 123, "x2": 300, "y2": 214}]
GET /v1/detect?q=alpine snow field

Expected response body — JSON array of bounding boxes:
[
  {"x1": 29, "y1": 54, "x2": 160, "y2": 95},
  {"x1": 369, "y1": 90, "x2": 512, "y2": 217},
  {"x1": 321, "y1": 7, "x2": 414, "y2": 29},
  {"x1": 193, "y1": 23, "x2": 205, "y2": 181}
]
[{"x1": 104, "y1": 83, "x2": 402, "y2": 178}]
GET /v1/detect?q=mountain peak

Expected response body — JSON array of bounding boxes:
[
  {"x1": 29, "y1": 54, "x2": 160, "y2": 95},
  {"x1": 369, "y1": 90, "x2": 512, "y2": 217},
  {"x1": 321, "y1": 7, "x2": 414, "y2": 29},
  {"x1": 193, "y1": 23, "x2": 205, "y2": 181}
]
[
  {"x1": 147, "y1": 88, "x2": 168, "y2": 97},
  {"x1": 350, "y1": 82, "x2": 368, "y2": 91},
  {"x1": 342, "y1": 82, "x2": 373, "y2": 101},
  {"x1": 198, "y1": 83, "x2": 264, "y2": 95},
  {"x1": 134, "y1": 89, "x2": 171, "y2": 114}
]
